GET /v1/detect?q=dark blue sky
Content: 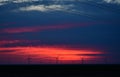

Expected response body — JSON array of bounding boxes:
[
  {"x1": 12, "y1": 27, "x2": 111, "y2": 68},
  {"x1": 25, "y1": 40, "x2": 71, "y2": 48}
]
[{"x1": 0, "y1": 0, "x2": 120, "y2": 64}]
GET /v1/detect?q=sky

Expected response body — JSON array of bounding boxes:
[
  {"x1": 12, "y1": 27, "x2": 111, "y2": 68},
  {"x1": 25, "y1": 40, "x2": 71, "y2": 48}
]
[{"x1": 0, "y1": 0, "x2": 120, "y2": 64}]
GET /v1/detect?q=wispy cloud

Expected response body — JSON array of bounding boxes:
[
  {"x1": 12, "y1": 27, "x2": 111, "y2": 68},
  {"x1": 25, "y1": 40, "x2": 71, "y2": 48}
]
[
  {"x1": 0, "y1": 23, "x2": 94, "y2": 33},
  {"x1": 0, "y1": 0, "x2": 120, "y2": 7},
  {"x1": 0, "y1": 40, "x2": 40, "y2": 46},
  {"x1": 18, "y1": 4, "x2": 74, "y2": 12},
  {"x1": 0, "y1": 0, "x2": 119, "y2": 18},
  {"x1": 103, "y1": 0, "x2": 120, "y2": 4}
]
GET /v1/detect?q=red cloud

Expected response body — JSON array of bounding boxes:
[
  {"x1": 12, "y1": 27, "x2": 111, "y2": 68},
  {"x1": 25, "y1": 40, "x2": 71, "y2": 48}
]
[
  {"x1": 0, "y1": 46, "x2": 105, "y2": 62},
  {"x1": 1, "y1": 23, "x2": 95, "y2": 33}
]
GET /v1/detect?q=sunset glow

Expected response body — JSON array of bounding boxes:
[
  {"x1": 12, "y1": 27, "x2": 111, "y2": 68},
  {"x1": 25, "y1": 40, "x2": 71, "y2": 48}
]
[
  {"x1": 0, "y1": 46, "x2": 105, "y2": 64},
  {"x1": 0, "y1": 0, "x2": 119, "y2": 64}
]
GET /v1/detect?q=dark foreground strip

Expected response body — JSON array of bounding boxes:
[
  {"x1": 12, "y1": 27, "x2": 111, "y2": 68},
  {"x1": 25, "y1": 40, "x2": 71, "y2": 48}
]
[{"x1": 0, "y1": 64, "x2": 120, "y2": 77}]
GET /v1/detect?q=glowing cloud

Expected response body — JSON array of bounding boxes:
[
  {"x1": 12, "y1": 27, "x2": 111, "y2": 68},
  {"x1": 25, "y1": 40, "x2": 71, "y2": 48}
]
[{"x1": 0, "y1": 46, "x2": 105, "y2": 62}]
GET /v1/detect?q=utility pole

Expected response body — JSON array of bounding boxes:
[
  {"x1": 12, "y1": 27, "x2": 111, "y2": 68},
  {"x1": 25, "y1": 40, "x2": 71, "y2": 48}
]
[
  {"x1": 56, "y1": 54, "x2": 59, "y2": 64},
  {"x1": 28, "y1": 55, "x2": 31, "y2": 64},
  {"x1": 81, "y1": 57, "x2": 84, "y2": 64}
]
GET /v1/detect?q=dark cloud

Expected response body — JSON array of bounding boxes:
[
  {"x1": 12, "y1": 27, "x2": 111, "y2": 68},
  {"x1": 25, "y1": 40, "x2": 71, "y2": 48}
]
[{"x1": 0, "y1": 50, "x2": 16, "y2": 53}]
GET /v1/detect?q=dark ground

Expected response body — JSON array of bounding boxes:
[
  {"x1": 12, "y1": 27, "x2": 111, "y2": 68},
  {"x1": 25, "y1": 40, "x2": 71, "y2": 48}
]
[{"x1": 0, "y1": 64, "x2": 120, "y2": 77}]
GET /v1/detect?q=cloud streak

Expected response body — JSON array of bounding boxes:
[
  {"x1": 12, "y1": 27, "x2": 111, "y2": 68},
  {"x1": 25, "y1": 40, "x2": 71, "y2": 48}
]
[
  {"x1": 1, "y1": 23, "x2": 94, "y2": 34},
  {"x1": 103, "y1": 0, "x2": 120, "y2": 4},
  {"x1": 0, "y1": 0, "x2": 120, "y2": 7},
  {"x1": 0, "y1": 40, "x2": 40, "y2": 46},
  {"x1": 0, "y1": 46, "x2": 103, "y2": 55},
  {"x1": 0, "y1": 0, "x2": 119, "y2": 19},
  {"x1": 18, "y1": 4, "x2": 74, "y2": 12},
  {"x1": 0, "y1": 46, "x2": 105, "y2": 64}
]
